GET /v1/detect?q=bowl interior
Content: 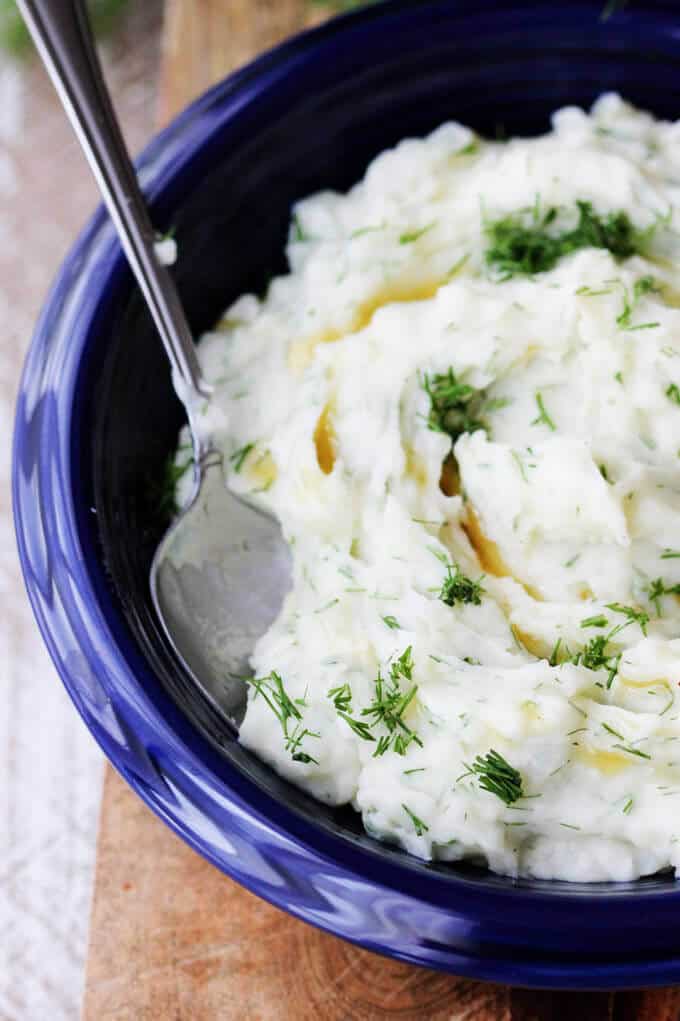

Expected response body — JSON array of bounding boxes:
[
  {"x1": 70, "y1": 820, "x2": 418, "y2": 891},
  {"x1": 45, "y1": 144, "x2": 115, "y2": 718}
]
[{"x1": 77, "y1": 0, "x2": 680, "y2": 894}]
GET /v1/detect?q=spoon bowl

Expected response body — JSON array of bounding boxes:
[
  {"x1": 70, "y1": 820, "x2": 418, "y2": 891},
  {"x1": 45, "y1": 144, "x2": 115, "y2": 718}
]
[{"x1": 150, "y1": 447, "x2": 291, "y2": 725}]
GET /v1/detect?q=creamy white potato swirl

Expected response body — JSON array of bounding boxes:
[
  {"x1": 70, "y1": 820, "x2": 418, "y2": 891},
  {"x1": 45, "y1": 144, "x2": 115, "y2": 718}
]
[{"x1": 176, "y1": 94, "x2": 680, "y2": 881}]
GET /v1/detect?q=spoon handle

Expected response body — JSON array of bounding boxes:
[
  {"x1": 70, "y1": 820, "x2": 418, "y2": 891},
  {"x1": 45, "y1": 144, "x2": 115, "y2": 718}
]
[{"x1": 17, "y1": 0, "x2": 208, "y2": 399}]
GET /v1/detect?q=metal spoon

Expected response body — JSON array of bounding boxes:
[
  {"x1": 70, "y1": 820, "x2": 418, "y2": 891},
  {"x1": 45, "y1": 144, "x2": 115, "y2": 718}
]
[{"x1": 19, "y1": 0, "x2": 290, "y2": 724}]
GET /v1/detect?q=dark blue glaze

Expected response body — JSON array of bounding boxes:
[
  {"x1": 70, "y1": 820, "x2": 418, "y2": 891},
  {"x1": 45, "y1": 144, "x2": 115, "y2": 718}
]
[{"x1": 14, "y1": 0, "x2": 680, "y2": 987}]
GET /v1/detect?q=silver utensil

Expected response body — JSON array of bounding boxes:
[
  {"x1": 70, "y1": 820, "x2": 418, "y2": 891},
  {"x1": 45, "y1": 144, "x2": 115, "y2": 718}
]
[{"x1": 19, "y1": 0, "x2": 290, "y2": 724}]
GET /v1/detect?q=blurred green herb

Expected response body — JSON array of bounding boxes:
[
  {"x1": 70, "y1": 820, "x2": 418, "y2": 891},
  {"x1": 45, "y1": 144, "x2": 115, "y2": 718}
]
[
  {"x1": 229, "y1": 442, "x2": 254, "y2": 473},
  {"x1": 439, "y1": 560, "x2": 485, "y2": 607},
  {"x1": 601, "y1": 0, "x2": 629, "y2": 20},
  {"x1": 309, "y1": 0, "x2": 383, "y2": 11},
  {"x1": 485, "y1": 201, "x2": 648, "y2": 279},
  {"x1": 2, "y1": 0, "x2": 130, "y2": 56},
  {"x1": 402, "y1": 803, "x2": 429, "y2": 836},
  {"x1": 421, "y1": 368, "x2": 487, "y2": 445},
  {"x1": 154, "y1": 451, "x2": 193, "y2": 520}
]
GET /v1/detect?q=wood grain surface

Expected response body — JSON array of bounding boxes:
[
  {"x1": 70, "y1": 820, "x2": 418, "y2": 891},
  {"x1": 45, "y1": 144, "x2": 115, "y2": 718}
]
[
  {"x1": 82, "y1": 774, "x2": 680, "y2": 1020},
  {"x1": 83, "y1": 2, "x2": 680, "y2": 1017},
  {"x1": 157, "y1": 0, "x2": 323, "y2": 126}
]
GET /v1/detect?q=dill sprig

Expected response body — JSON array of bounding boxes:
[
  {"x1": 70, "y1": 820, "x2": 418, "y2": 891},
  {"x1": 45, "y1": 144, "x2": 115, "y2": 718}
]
[
  {"x1": 362, "y1": 647, "x2": 422, "y2": 757},
  {"x1": 646, "y1": 577, "x2": 680, "y2": 616},
  {"x1": 400, "y1": 222, "x2": 435, "y2": 245},
  {"x1": 291, "y1": 213, "x2": 309, "y2": 242},
  {"x1": 327, "y1": 683, "x2": 375, "y2": 742},
  {"x1": 439, "y1": 559, "x2": 485, "y2": 607},
  {"x1": 247, "y1": 671, "x2": 319, "y2": 763},
  {"x1": 466, "y1": 749, "x2": 524, "y2": 805},
  {"x1": 531, "y1": 391, "x2": 556, "y2": 431},
  {"x1": 548, "y1": 637, "x2": 570, "y2": 666},
  {"x1": 156, "y1": 451, "x2": 193, "y2": 518},
  {"x1": 285, "y1": 722, "x2": 321, "y2": 762},
  {"x1": 605, "y1": 602, "x2": 649, "y2": 636},
  {"x1": 421, "y1": 367, "x2": 487, "y2": 446},
  {"x1": 402, "y1": 803, "x2": 429, "y2": 836},
  {"x1": 571, "y1": 603, "x2": 648, "y2": 685},
  {"x1": 580, "y1": 614, "x2": 609, "y2": 629},
  {"x1": 617, "y1": 276, "x2": 660, "y2": 331},
  {"x1": 485, "y1": 200, "x2": 649, "y2": 279},
  {"x1": 382, "y1": 615, "x2": 401, "y2": 630},
  {"x1": 612, "y1": 743, "x2": 652, "y2": 761},
  {"x1": 229, "y1": 442, "x2": 254, "y2": 473},
  {"x1": 572, "y1": 634, "x2": 621, "y2": 689},
  {"x1": 666, "y1": 383, "x2": 680, "y2": 406}
]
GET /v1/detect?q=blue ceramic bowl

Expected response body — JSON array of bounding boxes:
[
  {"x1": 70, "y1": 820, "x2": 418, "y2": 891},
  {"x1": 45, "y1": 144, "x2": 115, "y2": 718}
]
[{"x1": 14, "y1": 0, "x2": 680, "y2": 988}]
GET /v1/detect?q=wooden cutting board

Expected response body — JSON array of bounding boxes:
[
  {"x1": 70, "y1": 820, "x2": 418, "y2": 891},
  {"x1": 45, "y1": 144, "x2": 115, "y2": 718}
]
[{"x1": 83, "y1": 3, "x2": 680, "y2": 1016}]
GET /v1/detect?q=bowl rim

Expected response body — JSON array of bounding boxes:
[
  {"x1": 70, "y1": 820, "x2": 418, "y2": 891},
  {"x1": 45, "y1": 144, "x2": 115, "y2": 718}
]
[{"x1": 13, "y1": 0, "x2": 680, "y2": 987}]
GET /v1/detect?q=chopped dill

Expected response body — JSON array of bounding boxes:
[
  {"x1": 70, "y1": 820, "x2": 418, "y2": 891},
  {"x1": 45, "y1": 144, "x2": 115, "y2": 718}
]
[
  {"x1": 350, "y1": 222, "x2": 385, "y2": 238},
  {"x1": 284, "y1": 722, "x2": 320, "y2": 763},
  {"x1": 229, "y1": 442, "x2": 254, "y2": 473},
  {"x1": 549, "y1": 637, "x2": 567, "y2": 666},
  {"x1": 622, "y1": 796, "x2": 634, "y2": 815},
  {"x1": 570, "y1": 633, "x2": 621, "y2": 689},
  {"x1": 327, "y1": 683, "x2": 375, "y2": 742},
  {"x1": 362, "y1": 647, "x2": 422, "y2": 757},
  {"x1": 446, "y1": 253, "x2": 470, "y2": 279},
  {"x1": 248, "y1": 671, "x2": 319, "y2": 763},
  {"x1": 291, "y1": 213, "x2": 309, "y2": 242},
  {"x1": 314, "y1": 598, "x2": 339, "y2": 614},
  {"x1": 511, "y1": 449, "x2": 529, "y2": 482},
  {"x1": 439, "y1": 560, "x2": 485, "y2": 607},
  {"x1": 421, "y1": 367, "x2": 487, "y2": 446},
  {"x1": 485, "y1": 200, "x2": 647, "y2": 279},
  {"x1": 612, "y1": 743, "x2": 652, "y2": 761},
  {"x1": 662, "y1": 549, "x2": 680, "y2": 559},
  {"x1": 466, "y1": 749, "x2": 524, "y2": 805},
  {"x1": 382, "y1": 615, "x2": 401, "y2": 629},
  {"x1": 605, "y1": 602, "x2": 649, "y2": 636},
  {"x1": 484, "y1": 396, "x2": 512, "y2": 413},
  {"x1": 571, "y1": 602, "x2": 648, "y2": 685},
  {"x1": 602, "y1": 722, "x2": 624, "y2": 739},
  {"x1": 646, "y1": 577, "x2": 680, "y2": 616},
  {"x1": 575, "y1": 285, "x2": 613, "y2": 296},
  {"x1": 666, "y1": 383, "x2": 680, "y2": 406},
  {"x1": 400, "y1": 222, "x2": 435, "y2": 245},
  {"x1": 617, "y1": 276, "x2": 660, "y2": 331},
  {"x1": 456, "y1": 139, "x2": 479, "y2": 156},
  {"x1": 402, "y1": 804, "x2": 429, "y2": 836},
  {"x1": 156, "y1": 452, "x2": 193, "y2": 517},
  {"x1": 531, "y1": 391, "x2": 557, "y2": 431},
  {"x1": 580, "y1": 614, "x2": 609, "y2": 629}
]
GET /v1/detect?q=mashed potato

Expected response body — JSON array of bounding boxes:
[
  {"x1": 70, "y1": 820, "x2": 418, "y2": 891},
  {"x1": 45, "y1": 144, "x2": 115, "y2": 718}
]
[{"x1": 177, "y1": 94, "x2": 680, "y2": 881}]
